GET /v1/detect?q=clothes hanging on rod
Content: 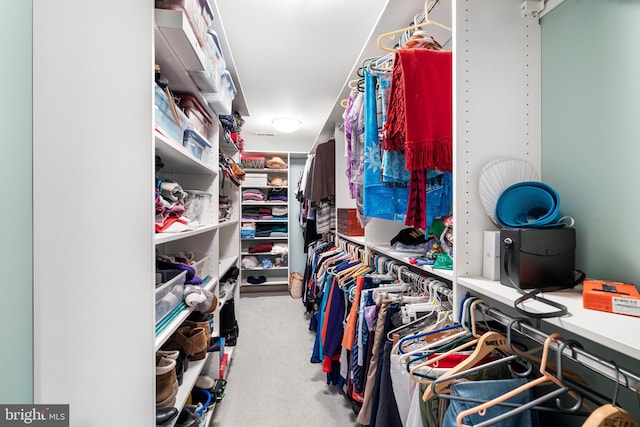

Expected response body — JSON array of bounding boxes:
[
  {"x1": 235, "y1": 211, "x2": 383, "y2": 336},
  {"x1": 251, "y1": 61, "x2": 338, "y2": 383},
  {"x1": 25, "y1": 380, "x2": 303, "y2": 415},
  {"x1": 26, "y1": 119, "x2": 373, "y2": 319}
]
[{"x1": 304, "y1": 237, "x2": 640, "y2": 427}]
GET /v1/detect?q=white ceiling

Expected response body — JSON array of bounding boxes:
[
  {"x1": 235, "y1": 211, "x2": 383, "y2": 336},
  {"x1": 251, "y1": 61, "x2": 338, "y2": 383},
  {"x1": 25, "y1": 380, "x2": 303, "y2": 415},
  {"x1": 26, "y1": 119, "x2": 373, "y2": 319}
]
[{"x1": 216, "y1": 0, "x2": 388, "y2": 152}]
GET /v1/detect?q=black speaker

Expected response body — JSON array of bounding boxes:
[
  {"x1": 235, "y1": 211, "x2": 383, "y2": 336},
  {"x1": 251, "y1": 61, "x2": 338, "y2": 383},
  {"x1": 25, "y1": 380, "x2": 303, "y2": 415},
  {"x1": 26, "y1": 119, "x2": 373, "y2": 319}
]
[{"x1": 500, "y1": 228, "x2": 576, "y2": 290}]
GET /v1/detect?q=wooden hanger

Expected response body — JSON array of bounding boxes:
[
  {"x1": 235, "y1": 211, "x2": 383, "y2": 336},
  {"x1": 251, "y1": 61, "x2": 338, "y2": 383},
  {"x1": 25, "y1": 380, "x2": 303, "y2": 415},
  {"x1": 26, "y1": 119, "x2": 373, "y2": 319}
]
[
  {"x1": 420, "y1": 329, "x2": 512, "y2": 401},
  {"x1": 377, "y1": 0, "x2": 451, "y2": 52},
  {"x1": 453, "y1": 333, "x2": 583, "y2": 427},
  {"x1": 582, "y1": 404, "x2": 639, "y2": 427},
  {"x1": 582, "y1": 357, "x2": 639, "y2": 427}
]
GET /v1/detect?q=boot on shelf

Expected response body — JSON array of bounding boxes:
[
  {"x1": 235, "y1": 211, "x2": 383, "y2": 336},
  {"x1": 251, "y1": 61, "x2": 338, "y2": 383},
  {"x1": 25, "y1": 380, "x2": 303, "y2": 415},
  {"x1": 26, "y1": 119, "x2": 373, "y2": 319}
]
[{"x1": 156, "y1": 357, "x2": 178, "y2": 408}]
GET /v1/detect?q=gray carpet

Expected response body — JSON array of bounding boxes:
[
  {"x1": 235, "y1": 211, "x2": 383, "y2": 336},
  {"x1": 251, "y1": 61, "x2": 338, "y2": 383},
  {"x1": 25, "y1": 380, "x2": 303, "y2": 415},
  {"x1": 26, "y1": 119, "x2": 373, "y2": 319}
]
[{"x1": 210, "y1": 292, "x2": 359, "y2": 427}]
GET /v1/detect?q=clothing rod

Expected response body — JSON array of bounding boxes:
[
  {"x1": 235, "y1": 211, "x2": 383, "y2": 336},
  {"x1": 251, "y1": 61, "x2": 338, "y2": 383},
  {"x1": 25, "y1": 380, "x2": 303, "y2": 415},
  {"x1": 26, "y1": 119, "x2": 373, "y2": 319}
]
[{"x1": 477, "y1": 302, "x2": 640, "y2": 392}]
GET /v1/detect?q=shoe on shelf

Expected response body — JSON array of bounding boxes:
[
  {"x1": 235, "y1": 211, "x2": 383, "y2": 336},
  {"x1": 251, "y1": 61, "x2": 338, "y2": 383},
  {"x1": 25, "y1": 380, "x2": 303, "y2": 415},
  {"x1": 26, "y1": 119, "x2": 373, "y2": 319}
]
[
  {"x1": 183, "y1": 320, "x2": 211, "y2": 344},
  {"x1": 156, "y1": 350, "x2": 179, "y2": 360},
  {"x1": 156, "y1": 357, "x2": 178, "y2": 407},
  {"x1": 174, "y1": 406, "x2": 200, "y2": 427},
  {"x1": 164, "y1": 326, "x2": 208, "y2": 360},
  {"x1": 156, "y1": 406, "x2": 178, "y2": 425},
  {"x1": 195, "y1": 375, "x2": 215, "y2": 390}
]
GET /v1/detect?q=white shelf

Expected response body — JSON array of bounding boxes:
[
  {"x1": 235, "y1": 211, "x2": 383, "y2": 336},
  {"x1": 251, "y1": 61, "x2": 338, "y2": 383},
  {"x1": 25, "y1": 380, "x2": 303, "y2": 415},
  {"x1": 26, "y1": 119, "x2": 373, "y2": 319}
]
[
  {"x1": 241, "y1": 201, "x2": 288, "y2": 206},
  {"x1": 154, "y1": 8, "x2": 216, "y2": 118},
  {"x1": 164, "y1": 353, "x2": 212, "y2": 427},
  {"x1": 155, "y1": 132, "x2": 217, "y2": 175},
  {"x1": 242, "y1": 168, "x2": 288, "y2": 173},
  {"x1": 218, "y1": 218, "x2": 238, "y2": 228},
  {"x1": 336, "y1": 233, "x2": 365, "y2": 246},
  {"x1": 367, "y1": 242, "x2": 454, "y2": 281},
  {"x1": 241, "y1": 278, "x2": 289, "y2": 287},
  {"x1": 241, "y1": 266, "x2": 288, "y2": 271},
  {"x1": 219, "y1": 140, "x2": 239, "y2": 155},
  {"x1": 155, "y1": 224, "x2": 219, "y2": 245},
  {"x1": 241, "y1": 236, "x2": 288, "y2": 240},
  {"x1": 240, "y1": 219, "x2": 288, "y2": 223},
  {"x1": 240, "y1": 251, "x2": 287, "y2": 256},
  {"x1": 458, "y1": 277, "x2": 640, "y2": 360},
  {"x1": 241, "y1": 185, "x2": 287, "y2": 189},
  {"x1": 155, "y1": 306, "x2": 195, "y2": 351}
]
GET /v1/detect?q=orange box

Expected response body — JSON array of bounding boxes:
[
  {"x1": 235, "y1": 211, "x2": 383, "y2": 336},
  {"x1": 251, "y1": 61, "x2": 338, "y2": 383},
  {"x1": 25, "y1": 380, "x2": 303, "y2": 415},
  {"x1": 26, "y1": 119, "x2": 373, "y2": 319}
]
[{"x1": 582, "y1": 279, "x2": 640, "y2": 318}]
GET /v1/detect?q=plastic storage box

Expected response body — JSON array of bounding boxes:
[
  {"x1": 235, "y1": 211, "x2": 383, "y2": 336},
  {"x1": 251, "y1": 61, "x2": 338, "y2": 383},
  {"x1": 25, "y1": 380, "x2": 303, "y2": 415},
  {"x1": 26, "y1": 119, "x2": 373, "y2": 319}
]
[
  {"x1": 194, "y1": 254, "x2": 213, "y2": 280},
  {"x1": 205, "y1": 71, "x2": 236, "y2": 115},
  {"x1": 155, "y1": 83, "x2": 188, "y2": 143},
  {"x1": 155, "y1": 269, "x2": 187, "y2": 324},
  {"x1": 243, "y1": 173, "x2": 268, "y2": 187},
  {"x1": 176, "y1": 94, "x2": 213, "y2": 141},
  {"x1": 155, "y1": 0, "x2": 213, "y2": 49},
  {"x1": 182, "y1": 128, "x2": 212, "y2": 161},
  {"x1": 189, "y1": 29, "x2": 226, "y2": 93},
  {"x1": 184, "y1": 190, "x2": 212, "y2": 224}
]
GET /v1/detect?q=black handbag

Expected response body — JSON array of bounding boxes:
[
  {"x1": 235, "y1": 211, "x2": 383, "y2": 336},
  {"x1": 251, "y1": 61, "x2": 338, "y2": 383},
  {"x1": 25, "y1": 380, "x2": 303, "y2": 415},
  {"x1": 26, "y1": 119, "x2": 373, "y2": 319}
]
[{"x1": 500, "y1": 228, "x2": 584, "y2": 318}]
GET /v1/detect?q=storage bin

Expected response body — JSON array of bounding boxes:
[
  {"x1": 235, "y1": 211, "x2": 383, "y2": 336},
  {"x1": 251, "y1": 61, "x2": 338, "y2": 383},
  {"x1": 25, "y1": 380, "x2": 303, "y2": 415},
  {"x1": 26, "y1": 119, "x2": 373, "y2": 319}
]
[
  {"x1": 204, "y1": 71, "x2": 236, "y2": 115},
  {"x1": 176, "y1": 94, "x2": 213, "y2": 141},
  {"x1": 194, "y1": 254, "x2": 213, "y2": 280},
  {"x1": 155, "y1": 269, "x2": 187, "y2": 324},
  {"x1": 241, "y1": 156, "x2": 266, "y2": 169},
  {"x1": 155, "y1": 84, "x2": 189, "y2": 143},
  {"x1": 243, "y1": 173, "x2": 268, "y2": 187},
  {"x1": 189, "y1": 30, "x2": 226, "y2": 93},
  {"x1": 155, "y1": 0, "x2": 213, "y2": 49},
  {"x1": 184, "y1": 190, "x2": 212, "y2": 223},
  {"x1": 337, "y1": 209, "x2": 364, "y2": 236},
  {"x1": 182, "y1": 128, "x2": 212, "y2": 161},
  {"x1": 241, "y1": 229, "x2": 256, "y2": 239}
]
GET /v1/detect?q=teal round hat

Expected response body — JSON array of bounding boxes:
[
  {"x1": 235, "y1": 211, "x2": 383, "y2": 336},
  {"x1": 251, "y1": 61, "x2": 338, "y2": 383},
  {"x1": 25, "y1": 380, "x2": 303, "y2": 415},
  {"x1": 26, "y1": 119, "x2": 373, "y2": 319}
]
[{"x1": 495, "y1": 181, "x2": 561, "y2": 228}]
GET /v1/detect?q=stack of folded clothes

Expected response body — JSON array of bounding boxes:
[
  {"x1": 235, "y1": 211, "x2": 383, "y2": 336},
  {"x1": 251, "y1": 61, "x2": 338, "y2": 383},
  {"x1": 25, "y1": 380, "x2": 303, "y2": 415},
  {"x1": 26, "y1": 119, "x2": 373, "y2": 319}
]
[
  {"x1": 242, "y1": 207, "x2": 260, "y2": 220},
  {"x1": 267, "y1": 188, "x2": 288, "y2": 202},
  {"x1": 254, "y1": 224, "x2": 288, "y2": 237},
  {"x1": 255, "y1": 224, "x2": 273, "y2": 237},
  {"x1": 271, "y1": 206, "x2": 288, "y2": 220},
  {"x1": 270, "y1": 225, "x2": 288, "y2": 237},
  {"x1": 270, "y1": 243, "x2": 288, "y2": 255},
  {"x1": 242, "y1": 188, "x2": 265, "y2": 202},
  {"x1": 248, "y1": 242, "x2": 273, "y2": 253},
  {"x1": 155, "y1": 179, "x2": 196, "y2": 233},
  {"x1": 258, "y1": 207, "x2": 273, "y2": 220}
]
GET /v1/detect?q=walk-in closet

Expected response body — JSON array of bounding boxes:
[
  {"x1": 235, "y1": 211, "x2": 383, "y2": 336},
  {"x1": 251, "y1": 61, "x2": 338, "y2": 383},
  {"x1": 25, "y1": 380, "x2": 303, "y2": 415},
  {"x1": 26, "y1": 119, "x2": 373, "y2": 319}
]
[{"x1": 2, "y1": 0, "x2": 640, "y2": 426}]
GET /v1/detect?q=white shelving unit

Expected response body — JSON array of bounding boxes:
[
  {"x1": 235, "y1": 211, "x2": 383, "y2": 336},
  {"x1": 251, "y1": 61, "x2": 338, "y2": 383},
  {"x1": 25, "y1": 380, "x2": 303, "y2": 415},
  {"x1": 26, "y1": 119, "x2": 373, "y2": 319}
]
[
  {"x1": 239, "y1": 152, "x2": 291, "y2": 291},
  {"x1": 33, "y1": 1, "x2": 245, "y2": 424},
  {"x1": 153, "y1": 6, "x2": 226, "y2": 421},
  {"x1": 322, "y1": 0, "x2": 640, "y2": 408}
]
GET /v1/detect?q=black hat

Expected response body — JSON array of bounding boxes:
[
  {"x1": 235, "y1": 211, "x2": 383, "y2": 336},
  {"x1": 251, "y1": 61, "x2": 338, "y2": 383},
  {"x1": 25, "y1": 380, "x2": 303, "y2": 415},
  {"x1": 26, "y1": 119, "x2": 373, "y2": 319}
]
[{"x1": 390, "y1": 228, "x2": 426, "y2": 246}]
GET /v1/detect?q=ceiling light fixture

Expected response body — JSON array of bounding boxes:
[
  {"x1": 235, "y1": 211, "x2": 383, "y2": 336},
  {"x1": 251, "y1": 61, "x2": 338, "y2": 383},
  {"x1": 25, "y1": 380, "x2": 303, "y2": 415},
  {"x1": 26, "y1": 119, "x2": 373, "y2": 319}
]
[{"x1": 271, "y1": 117, "x2": 302, "y2": 133}]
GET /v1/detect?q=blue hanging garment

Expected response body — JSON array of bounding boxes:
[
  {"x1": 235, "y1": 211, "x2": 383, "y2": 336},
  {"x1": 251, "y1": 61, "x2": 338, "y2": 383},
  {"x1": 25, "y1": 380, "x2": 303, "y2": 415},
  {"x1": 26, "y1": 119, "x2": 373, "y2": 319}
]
[{"x1": 363, "y1": 70, "x2": 408, "y2": 222}]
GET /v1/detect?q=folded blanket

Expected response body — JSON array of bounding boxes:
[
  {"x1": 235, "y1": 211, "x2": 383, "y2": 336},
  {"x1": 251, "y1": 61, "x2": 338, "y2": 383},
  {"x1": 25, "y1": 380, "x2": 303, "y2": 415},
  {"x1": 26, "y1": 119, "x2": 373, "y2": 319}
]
[
  {"x1": 268, "y1": 195, "x2": 288, "y2": 202},
  {"x1": 271, "y1": 206, "x2": 288, "y2": 217},
  {"x1": 249, "y1": 243, "x2": 273, "y2": 253}
]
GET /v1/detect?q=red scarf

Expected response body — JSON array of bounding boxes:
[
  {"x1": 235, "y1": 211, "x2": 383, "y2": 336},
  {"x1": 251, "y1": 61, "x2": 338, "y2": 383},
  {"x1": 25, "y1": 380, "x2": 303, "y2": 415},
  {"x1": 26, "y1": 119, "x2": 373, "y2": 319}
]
[{"x1": 383, "y1": 49, "x2": 452, "y2": 172}]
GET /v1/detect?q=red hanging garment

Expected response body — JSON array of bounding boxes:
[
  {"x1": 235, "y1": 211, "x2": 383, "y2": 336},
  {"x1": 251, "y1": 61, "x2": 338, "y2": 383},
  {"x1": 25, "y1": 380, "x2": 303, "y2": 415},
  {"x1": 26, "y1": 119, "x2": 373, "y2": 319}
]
[{"x1": 383, "y1": 49, "x2": 452, "y2": 172}]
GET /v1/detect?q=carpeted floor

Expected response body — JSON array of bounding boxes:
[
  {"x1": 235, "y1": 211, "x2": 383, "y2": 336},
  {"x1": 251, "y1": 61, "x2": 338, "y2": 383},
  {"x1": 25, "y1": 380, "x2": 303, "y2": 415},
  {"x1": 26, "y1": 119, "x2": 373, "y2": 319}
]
[{"x1": 210, "y1": 292, "x2": 359, "y2": 427}]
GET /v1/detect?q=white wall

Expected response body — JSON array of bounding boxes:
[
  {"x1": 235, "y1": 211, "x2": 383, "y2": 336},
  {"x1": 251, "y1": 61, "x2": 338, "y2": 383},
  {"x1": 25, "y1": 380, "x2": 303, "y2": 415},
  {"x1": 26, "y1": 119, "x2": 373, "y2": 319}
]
[
  {"x1": 33, "y1": 1, "x2": 155, "y2": 425},
  {"x1": 0, "y1": 0, "x2": 33, "y2": 403}
]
